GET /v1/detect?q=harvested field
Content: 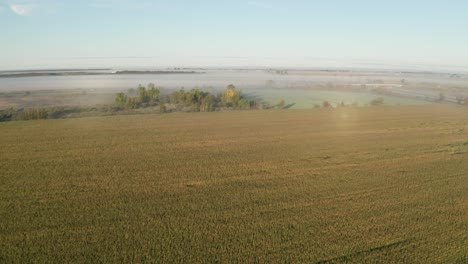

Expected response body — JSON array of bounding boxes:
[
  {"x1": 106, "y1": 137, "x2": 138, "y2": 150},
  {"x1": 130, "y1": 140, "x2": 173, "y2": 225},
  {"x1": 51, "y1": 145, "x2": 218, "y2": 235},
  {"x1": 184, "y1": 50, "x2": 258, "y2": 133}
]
[{"x1": 1, "y1": 105, "x2": 467, "y2": 262}]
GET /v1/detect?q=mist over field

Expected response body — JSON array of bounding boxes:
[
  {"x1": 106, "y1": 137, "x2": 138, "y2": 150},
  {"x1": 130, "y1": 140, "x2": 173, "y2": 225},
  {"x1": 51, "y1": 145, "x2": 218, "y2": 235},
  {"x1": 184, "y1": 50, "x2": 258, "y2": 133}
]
[
  {"x1": 1, "y1": 0, "x2": 468, "y2": 263},
  {"x1": 1, "y1": 68, "x2": 467, "y2": 111}
]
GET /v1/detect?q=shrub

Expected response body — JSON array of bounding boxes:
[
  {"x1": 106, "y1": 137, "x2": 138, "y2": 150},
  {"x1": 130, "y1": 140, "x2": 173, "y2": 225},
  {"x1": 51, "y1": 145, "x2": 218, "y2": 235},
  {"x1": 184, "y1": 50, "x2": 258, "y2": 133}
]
[
  {"x1": 125, "y1": 97, "x2": 138, "y2": 109},
  {"x1": 115, "y1": 92, "x2": 128, "y2": 108},
  {"x1": 238, "y1": 99, "x2": 251, "y2": 110},
  {"x1": 370, "y1": 97, "x2": 385, "y2": 106},
  {"x1": 160, "y1": 103, "x2": 167, "y2": 113},
  {"x1": 277, "y1": 99, "x2": 285, "y2": 109},
  {"x1": 0, "y1": 109, "x2": 16, "y2": 122},
  {"x1": 20, "y1": 108, "x2": 49, "y2": 120}
]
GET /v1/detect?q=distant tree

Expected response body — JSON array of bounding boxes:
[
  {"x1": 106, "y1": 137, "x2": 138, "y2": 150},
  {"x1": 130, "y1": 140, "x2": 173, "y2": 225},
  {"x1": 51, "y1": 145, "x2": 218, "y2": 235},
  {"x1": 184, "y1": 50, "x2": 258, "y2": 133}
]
[
  {"x1": 138, "y1": 85, "x2": 149, "y2": 104},
  {"x1": 277, "y1": 99, "x2": 285, "y2": 109},
  {"x1": 252, "y1": 100, "x2": 263, "y2": 109},
  {"x1": 147, "y1": 86, "x2": 160, "y2": 106},
  {"x1": 222, "y1": 85, "x2": 241, "y2": 108},
  {"x1": 115, "y1": 92, "x2": 127, "y2": 108},
  {"x1": 21, "y1": 108, "x2": 48, "y2": 120},
  {"x1": 125, "y1": 97, "x2": 138, "y2": 109},
  {"x1": 159, "y1": 103, "x2": 167, "y2": 113},
  {"x1": 370, "y1": 97, "x2": 385, "y2": 106},
  {"x1": 0, "y1": 109, "x2": 15, "y2": 122},
  {"x1": 238, "y1": 99, "x2": 251, "y2": 110},
  {"x1": 200, "y1": 94, "x2": 215, "y2": 112},
  {"x1": 323, "y1": 101, "x2": 331, "y2": 108},
  {"x1": 169, "y1": 89, "x2": 186, "y2": 105},
  {"x1": 275, "y1": 70, "x2": 288, "y2": 75},
  {"x1": 147, "y1": 83, "x2": 156, "y2": 89}
]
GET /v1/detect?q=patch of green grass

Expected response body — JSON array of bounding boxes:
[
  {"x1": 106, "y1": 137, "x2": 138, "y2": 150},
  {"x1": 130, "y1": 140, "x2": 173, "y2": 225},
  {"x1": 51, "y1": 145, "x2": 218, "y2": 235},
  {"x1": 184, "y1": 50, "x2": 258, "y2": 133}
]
[{"x1": 248, "y1": 89, "x2": 429, "y2": 109}]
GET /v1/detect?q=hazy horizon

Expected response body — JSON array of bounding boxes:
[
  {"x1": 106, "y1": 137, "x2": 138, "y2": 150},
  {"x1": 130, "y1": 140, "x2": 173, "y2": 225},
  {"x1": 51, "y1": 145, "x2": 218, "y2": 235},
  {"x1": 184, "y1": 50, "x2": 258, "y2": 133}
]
[{"x1": 2, "y1": 56, "x2": 468, "y2": 74}]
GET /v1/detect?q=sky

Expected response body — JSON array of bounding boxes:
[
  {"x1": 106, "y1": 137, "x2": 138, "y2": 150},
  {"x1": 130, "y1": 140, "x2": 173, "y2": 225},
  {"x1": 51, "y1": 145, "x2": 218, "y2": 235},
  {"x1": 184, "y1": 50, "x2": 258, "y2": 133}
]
[{"x1": 1, "y1": 0, "x2": 468, "y2": 71}]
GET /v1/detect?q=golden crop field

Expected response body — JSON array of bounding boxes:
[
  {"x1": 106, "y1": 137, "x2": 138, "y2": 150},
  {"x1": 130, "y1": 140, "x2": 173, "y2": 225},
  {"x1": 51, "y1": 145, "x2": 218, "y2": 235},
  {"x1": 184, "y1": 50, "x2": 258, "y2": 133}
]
[{"x1": 1, "y1": 105, "x2": 467, "y2": 263}]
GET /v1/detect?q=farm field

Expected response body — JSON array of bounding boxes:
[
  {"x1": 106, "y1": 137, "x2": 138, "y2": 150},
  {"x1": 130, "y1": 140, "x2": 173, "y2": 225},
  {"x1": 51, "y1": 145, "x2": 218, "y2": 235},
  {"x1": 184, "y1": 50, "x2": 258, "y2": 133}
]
[
  {"x1": 1, "y1": 105, "x2": 467, "y2": 263},
  {"x1": 248, "y1": 89, "x2": 429, "y2": 108},
  {"x1": 0, "y1": 86, "x2": 428, "y2": 111},
  {"x1": 2, "y1": 68, "x2": 466, "y2": 110}
]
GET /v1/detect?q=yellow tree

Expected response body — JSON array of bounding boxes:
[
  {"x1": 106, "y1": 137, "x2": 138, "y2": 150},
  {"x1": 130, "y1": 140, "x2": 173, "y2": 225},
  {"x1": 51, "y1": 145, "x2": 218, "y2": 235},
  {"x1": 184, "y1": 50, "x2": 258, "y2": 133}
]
[{"x1": 222, "y1": 84, "x2": 241, "y2": 107}]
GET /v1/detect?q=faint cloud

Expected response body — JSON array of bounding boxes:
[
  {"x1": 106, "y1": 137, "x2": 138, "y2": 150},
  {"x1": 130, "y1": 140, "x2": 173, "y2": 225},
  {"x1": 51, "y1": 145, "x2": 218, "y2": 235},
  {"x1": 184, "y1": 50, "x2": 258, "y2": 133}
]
[
  {"x1": 6, "y1": 0, "x2": 59, "y2": 16},
  {"x1": 10, "y1": 3, "x2": 34, "y2": 16}
]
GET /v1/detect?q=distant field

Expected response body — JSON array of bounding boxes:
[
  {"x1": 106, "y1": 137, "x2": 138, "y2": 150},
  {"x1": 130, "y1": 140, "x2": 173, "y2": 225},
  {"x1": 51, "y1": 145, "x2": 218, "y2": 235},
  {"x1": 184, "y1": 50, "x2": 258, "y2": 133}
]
[
  {"x1": 1, "y1": 106, "x2": 467, "y2": 262},
  {"x1": 0, "y1": 89, "x2": 118, "y2": 109},
  {"x1": 0, "y1": 87, "x2": 430, "y2": 110},
  {"x1": 248, "y1": 89, "x2": 429, "y2": 108},
  {"x1": 1, "y1": 69, "x2": 466, "y2": 110}
]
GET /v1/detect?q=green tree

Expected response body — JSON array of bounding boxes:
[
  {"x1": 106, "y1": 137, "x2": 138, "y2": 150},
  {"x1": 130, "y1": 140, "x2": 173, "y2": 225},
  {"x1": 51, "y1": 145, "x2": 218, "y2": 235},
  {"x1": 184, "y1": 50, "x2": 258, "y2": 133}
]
[
  {"x1": 21, "y1": 108, "x2": 48, "y2": 120},
  {"x1": 170, "y1": 89, "x2": 186, "y2": 105},
  {"x1": 238, "y1": 99, "x2": 251, "y2": 110},
  {"x1": 138, "y1": 85, "x2": 149, "y2": 104},
  {"x1": 0, "y1": 109, "x2": 15, "y2": 122},
  {"x1": 200, "y1": 94, "x2": 215, "y2": 112},
  {"x1": 125, "y1": 97, "x2": 138, "y2": 109},
  {"x1": 147, "y1": 83, "x2": 156, "y2": 89},
  {"x1": 147, "y1": 85, "x2": 160, "y2": 106},
  {"x1": 370, "y1": 97, "x2": 384, "y2": 106},
  {"x1": 115, "y1": 92, "x2": 127, "y2": 108},
  {"x1": 186, "y1": 89, "x2": 204, "y2": 106}
]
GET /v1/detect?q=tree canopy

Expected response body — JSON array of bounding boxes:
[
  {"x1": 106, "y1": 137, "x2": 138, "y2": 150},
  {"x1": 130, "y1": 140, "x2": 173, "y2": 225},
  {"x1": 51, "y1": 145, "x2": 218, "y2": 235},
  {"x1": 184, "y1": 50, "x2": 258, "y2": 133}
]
[{"x1": 114, "y1": 84, "x2": 269, "y2": 112}]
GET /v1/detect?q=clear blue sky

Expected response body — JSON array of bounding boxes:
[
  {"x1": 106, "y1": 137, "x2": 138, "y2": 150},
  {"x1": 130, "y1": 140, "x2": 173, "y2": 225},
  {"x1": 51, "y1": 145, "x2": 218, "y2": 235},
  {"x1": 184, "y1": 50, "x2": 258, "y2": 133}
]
[{"x1": 1, "y1": 0, "x2": 467, "y2": 71}]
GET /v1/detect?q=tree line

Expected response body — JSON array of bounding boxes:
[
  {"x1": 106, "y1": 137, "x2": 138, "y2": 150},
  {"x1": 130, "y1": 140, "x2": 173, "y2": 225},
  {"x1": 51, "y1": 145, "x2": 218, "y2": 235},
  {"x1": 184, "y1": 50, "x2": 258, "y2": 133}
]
[
  {"x1": 114, "y1": 84, "x2": 272, "y2": 112},
  {"x1": 0, "y1": 84, "x2": 286, "y2": 122}
]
